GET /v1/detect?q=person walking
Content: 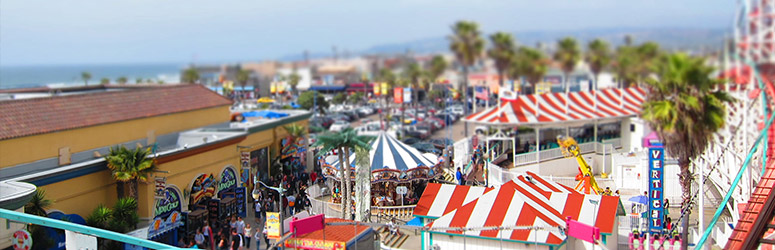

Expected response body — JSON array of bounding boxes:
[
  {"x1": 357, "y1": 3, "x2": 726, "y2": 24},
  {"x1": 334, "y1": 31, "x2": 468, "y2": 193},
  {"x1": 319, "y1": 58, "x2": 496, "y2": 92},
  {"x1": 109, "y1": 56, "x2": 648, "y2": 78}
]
[
  {"x1": 195, "y1": 228, "x2": 205, "y2": 248},
  {"x1": 456, "y1": 167, "x2": 464, "y2": 185},
  {"x1": 262, "y1": 227, "x2": 270, "y2": 250},
  {"x1": 243, "y1": 224, "x2": 252, "y2": 250},
  {"x1": 203, "y1": 223, "x2": 213, "y2": 250}
]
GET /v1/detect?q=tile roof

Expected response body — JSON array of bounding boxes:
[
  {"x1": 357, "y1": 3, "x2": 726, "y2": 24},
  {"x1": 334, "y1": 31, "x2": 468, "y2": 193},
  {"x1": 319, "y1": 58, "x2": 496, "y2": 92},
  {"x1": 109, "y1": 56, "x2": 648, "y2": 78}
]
[
  {"x1": 290, "y1": 218, "x2": 370, "y2": 243},
  {"x1": 0, "y1": 84, "x2": 232, "y2": 140}
]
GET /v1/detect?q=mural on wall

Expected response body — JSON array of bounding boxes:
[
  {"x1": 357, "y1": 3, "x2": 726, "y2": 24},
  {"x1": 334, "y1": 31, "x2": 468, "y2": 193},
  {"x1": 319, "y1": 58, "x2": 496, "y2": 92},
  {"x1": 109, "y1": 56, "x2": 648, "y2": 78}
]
[
  {"x1": 149, "y1": 187, "x2": 184, "y2": 239},
  {"x1": 240, "y1": 152, "x2": 251, "y2": 187},
  {"x1": 189, "y1": 174, "x2": 217, "y2": 209},
  {"x1": 280, "y1": 137, "x2": 306, "y2": 171}
]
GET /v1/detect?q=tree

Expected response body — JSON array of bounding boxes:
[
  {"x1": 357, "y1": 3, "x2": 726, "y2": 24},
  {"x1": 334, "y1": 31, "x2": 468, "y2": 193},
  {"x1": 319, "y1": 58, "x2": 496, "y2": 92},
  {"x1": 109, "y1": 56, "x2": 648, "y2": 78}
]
[
  {"x1": 640, "y1": 53, "x2": 733, "y2": 249},
  {"x1": 449, "y1": 20, "x2": 484, "y2": 137},
  {"x1": 553, "y1": 37, "x2": 581, "y2": 93},
  {"x1": 488, "y1": 32, "x2": 516, "y2": 88},
  {"x1": 312, "y1": 128, "x2": 372, "y2": 219},
  {"x1": 25, "y1": 188, "x2": 52, "y2": 217},
  {"x1": 237, "y1": 69, "x2": 251, "y2": 98},
  {"x1": 288, "y1": 73, "x2": 301, "y2": 96},
  {"x1": 298, "y1": 91, "x2": 329, "y2": 113},
  {"x1": 136, "y1": 78, "x2": 143, "y2": 84},
  {"x1": 586, "y1": 39, "x2": 612, "y2": 91},
  {"x1": 182, "y1": 68, "x2": 200, "y2": 84},
  {"x1": 104, "y1": 146, "x2": 157, "y2": 202},
  {"x1": 100, "y1": 78, "x2": 110, "y2": 85},
  {"x1": 332, "y1": 93, "x2": 347, "y2": 104},
  {"x1": 349, "y1": 92, "x2": 365, "y2": 104},
  {"x1": 511, "y1": 47, "x2": 548, "y2": 94},
  {"x1": 353, "y1": 146, "x2": 371, "y2": 222},
  {"x1": 117, "y1": 76, "x2": 128, "y2": 84},
  {"x1": 81, "y1": 72, "x2": 92, "y2": 86},
  {"x1": 613, "y1": 42, "x2": 661, "y2": 88},
  {"x1": 405, "y1": 62, "x2": 425, "y2": 104},
  {"x1": 428, "y1": 55, "x2": 448, "y2": 84}
]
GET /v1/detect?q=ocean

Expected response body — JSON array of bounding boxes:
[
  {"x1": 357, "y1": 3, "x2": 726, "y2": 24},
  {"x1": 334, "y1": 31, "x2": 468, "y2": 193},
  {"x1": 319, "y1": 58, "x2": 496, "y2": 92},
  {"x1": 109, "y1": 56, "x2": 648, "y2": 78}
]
[{"x1": 0, "y1": 63, "x2": 185, "y2": 89}]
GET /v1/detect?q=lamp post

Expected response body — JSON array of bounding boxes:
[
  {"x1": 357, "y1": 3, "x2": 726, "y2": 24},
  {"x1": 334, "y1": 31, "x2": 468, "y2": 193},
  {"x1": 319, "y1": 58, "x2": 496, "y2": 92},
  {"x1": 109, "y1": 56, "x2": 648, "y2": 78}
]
[{"x1": 255, "y1": 179, "x2": 286, "y2": 246}]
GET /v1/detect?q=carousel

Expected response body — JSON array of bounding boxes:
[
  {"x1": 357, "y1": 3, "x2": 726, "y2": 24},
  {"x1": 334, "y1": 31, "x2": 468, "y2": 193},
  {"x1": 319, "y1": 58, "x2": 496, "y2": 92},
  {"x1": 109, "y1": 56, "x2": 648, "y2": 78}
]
[{"x1": 319, "y1": 132, "x2": 444, "y2": 207}]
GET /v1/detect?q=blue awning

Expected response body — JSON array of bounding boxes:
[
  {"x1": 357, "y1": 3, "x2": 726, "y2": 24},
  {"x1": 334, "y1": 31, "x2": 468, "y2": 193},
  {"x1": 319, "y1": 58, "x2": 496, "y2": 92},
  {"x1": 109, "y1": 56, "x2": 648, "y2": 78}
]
[
  {"x1": 242, "y1": 110, "x2": 289, "y2": 119},
  {"x1": 309, "y1": 85, "x2": 346, "y2": 91}
]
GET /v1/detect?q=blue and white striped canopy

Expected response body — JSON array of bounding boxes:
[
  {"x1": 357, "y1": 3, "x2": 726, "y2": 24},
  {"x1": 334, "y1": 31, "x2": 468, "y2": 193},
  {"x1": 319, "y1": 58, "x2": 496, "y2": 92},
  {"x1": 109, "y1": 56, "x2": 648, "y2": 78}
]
[{"x1": 325, "y1": 132, "x2": 437, "y2": 171}]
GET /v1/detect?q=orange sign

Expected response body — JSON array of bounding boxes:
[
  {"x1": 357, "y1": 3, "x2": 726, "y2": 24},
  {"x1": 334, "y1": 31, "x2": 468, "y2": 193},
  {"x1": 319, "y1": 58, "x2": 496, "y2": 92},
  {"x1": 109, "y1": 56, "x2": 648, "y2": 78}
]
[{"x1": 393, "y1": 87, "x2": 403, "y2": 104}]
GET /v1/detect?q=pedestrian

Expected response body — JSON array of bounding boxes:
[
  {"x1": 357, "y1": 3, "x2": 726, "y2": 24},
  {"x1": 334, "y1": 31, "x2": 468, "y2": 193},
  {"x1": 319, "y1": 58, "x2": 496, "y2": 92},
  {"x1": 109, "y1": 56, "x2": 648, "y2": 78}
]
[
  {"x1": 195, "y1": 227, "x2": 205, "y2": 248},
  {"x1": 456, "y1": 167, "x2": 463, "y2": 185},
  {"x1": 243, "y1": 224, "x2": 252, "y2": 249},
  {"x1": 230, "y1": 228, "x2": 243, "y2": 250},
  {"x1": 255, "y1": 200, "x2": 262, "y2": 221},
  {"x1": 287, "y1": 195, "x2": 296, "y2": 215},
  {"x1": 236, "y1": 217, "x2": 246, "y2": 239},
  {"x1": 218, "y1": 234, "x2": 228, "y2": 250},
  {"x1": 230, "y1": 215, "x2": 237, "y2": 232},
  {"x1": 203, "y1": 223, "x2": 213, "y2": 250},
  {"x1": 254, "y1": 227, "x2": 263, "y2": 250},
  {"x1": 262, "y1": 227, "x2": 270, "y2": 250}
]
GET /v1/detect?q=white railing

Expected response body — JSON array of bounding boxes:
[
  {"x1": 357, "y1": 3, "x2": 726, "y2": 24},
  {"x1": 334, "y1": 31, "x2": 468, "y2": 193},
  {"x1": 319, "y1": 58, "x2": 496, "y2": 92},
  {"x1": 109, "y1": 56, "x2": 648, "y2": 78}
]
[
  {"x1": 371, "y1": 205, "x2": 417, "y2": 220},
  {"x1": 512, "y1": 140, "x2": 623, "y2": 166},
  {"x1": 307, "y1": 197, "x2": 344, "y2": 217}
]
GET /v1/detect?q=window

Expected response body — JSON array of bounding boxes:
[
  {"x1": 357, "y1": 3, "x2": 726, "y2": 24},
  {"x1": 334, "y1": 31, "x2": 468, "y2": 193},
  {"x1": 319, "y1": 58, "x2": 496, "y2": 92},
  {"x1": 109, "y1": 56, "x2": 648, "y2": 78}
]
[{"x1": 630, "y1": 124, "x2": 636, "y2": 132}]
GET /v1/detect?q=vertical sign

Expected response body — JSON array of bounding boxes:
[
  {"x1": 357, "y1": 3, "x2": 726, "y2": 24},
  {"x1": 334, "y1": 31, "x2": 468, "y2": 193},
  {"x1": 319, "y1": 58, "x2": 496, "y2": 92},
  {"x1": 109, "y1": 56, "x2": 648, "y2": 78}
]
[
  {"x1": 266, "y1": 212, "x2": 281, "y2": 239},
  {"x1": 381, "y1": 83, "x2": 389, "y2": 95},
  {"x1": 154, "y1": 177, "x2": 166, "y2": 199},
  {"x1": 393, "y1": 87, "x2": 403, "y2": 104},
  {"x1": 240, "y1": 151, "x2": 251, "y2": 188},
  {"x1": 235, "y1": 187, "x2": 247, "y2": 218},
  {"x1": 403, "y1": 87, "x2": 412, "y2": 103},
  {"x1": 648, "y1": 146, "x2": 665, "y2": 234}
]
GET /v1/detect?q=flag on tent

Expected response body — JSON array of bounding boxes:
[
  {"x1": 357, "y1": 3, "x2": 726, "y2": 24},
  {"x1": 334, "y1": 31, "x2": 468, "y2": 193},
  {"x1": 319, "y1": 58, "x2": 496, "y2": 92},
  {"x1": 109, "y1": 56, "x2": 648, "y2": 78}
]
[
  {"x1": 475, "y1": 86, "x2": 488, "y2": 100},
  {"x1": 499, "y1": 88, "x2": 517, "y2": 101}
]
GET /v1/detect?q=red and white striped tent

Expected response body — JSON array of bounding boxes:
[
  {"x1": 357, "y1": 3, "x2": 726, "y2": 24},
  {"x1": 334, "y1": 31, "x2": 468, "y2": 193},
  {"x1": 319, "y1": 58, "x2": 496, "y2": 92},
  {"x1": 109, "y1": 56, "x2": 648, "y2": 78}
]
[
  {"x1": 414, "y1": 184, "x2": 495, "y2": 218},
  {"x1": 425, "y1": 172, "x2": 620, "y2": 246},
  {"x1": 465, "y1": 87, "x2": 647, "y2": 126}
]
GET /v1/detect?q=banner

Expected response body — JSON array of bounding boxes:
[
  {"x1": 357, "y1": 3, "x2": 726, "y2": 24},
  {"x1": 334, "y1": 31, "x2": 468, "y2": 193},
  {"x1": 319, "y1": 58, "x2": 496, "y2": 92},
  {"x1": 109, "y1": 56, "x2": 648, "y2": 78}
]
[
  {"x1": 154, "y1": 177, "x2": 166, "y2": 199},
  {"x1": 284, "y1": 238, "x2": 345, "y2": 250},
  {"x1": 381, "y1": 83, "x2": 388, "y2": 95},
  {"x1": 393, "y1": 87, "x2": 403, "y2": 104},
  {"x1": 373, "y1": 84, "x2": 380, "y2": 96},
  {"x1": 266, "y1": 212, "x2": 281, "y2": 239},
  {"x1": 403, "y1": 87, "x2": 411, "y2": 103},
  {"x1": 235, "y1": 187, "x2": 247, "y2": 218},
  {"x1": 648, "y1": 146, "x2": 665, "y2": 234}
]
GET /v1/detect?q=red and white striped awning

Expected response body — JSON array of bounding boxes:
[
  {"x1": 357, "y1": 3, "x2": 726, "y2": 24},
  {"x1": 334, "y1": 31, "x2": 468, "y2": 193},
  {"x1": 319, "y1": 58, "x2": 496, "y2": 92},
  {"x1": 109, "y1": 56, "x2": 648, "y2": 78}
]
[
  {"x1": 426, "y1": 171, "x2": 620, "y2": 246},
  {"x1": 465, "y1": 87, "x2": 647, "y2": 126},
  {"x1": 413, "y1": 184, "x2": 494, "y2": 218}
]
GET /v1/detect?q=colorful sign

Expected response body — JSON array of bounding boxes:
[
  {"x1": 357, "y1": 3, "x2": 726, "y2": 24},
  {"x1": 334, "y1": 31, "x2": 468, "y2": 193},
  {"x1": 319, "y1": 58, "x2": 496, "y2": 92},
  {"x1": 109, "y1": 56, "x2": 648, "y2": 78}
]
[
  {"x1": 189, "y1": 174, "x2": 216, "y2": 208},
  {"x1": 154, "y1": 177, "x2": 166, "y2": 199},
  {"x1": 393, "y1": 87, "x2": 403, "y2": 104},
  {"x1": 207, "y1": 199, "x2": 220, "y2": 222},
  {"x1": 284, "y1": 238, "x2": 345, "y2": 250},
  {"x1": 12, "y1": 230, "x2": 32, "y2": 250},
  {"x1": 403, "y1": 87, "x2": 412, "y2": 103},
  {"x1": 289, "y1": 214, "x2": 325, "y2": 236},
  {"x1": 648, "y1": 146, "x2": 665, "y2": 234},
  {"x1": 218, "y1": 168, "x2": 237, "y2": 198},
  {"x1": 266, "y1": 212, "x2": 281, "y2": 239},
  {"x1": 147, "y1": 211, "x2": 183, "y2": 239},
  {"x1": 373, "y1": 84, "x2": 380, "y2": 96},
  {"x1": 565, "y1": 216, "x2": 600, "y2": 244},
  {"x1": 154, "y1": 187, "x2": 182, "y2": 219},
  {"x1": 381, "y1": 83, "x2": 388, "y2": 95}
]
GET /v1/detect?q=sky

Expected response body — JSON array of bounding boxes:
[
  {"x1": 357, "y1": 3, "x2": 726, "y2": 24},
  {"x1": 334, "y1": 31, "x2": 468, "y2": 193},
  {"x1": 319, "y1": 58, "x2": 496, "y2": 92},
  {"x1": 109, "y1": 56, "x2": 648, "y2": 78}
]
[{"x1": 0, "y1": 0, "x2": 735, "y2": 66}]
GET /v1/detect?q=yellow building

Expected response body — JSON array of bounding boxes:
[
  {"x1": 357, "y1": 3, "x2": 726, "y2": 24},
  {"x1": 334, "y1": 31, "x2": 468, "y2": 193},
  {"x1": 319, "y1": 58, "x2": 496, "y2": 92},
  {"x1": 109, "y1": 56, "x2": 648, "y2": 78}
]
[{"x1": 0, "y1": 84, "x2": 310, "y2": 245}]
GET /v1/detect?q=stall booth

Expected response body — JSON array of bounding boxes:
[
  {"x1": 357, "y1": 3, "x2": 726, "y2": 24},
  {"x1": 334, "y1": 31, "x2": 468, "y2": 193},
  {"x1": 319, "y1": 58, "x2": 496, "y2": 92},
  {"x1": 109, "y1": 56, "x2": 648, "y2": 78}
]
[{"x1": 186, "y1": 167, "x2": 247, "y2": 236}]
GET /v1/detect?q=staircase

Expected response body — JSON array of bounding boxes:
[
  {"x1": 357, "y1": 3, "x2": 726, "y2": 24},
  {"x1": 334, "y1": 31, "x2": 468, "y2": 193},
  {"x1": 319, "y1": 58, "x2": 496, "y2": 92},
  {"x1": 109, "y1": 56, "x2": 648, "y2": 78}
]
[{"x1": 379, "y1": 226, "x2": 410, "y2": 249}]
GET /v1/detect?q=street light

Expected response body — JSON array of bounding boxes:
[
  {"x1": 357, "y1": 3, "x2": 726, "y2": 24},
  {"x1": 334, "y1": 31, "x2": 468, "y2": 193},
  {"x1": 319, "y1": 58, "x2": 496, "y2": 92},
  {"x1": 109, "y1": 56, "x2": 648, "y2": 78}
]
[{"x1": 254, "y1": 179, "x2": 286, "y2": 244}]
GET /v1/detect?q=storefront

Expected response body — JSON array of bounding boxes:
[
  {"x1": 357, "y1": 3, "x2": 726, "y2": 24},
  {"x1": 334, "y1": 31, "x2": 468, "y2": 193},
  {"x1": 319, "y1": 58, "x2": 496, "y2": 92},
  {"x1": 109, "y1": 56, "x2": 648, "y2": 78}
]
[{"x1": 147, "y1": 187, "x2": 184, "y2": 246}]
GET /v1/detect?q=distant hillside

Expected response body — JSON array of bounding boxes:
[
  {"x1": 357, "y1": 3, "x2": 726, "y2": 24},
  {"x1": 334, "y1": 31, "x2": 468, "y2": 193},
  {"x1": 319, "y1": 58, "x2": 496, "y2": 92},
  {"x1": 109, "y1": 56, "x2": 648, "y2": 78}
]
[{"x1": 279, "y1": 27, "x2": 727, "y2": 60}]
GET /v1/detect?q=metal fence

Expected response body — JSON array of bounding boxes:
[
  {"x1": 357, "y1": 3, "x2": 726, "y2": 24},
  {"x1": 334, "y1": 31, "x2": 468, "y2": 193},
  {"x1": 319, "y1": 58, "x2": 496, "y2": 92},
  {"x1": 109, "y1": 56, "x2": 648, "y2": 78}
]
[{"x1": 512, "y1": 138, "x2": 622, "y2": 166}]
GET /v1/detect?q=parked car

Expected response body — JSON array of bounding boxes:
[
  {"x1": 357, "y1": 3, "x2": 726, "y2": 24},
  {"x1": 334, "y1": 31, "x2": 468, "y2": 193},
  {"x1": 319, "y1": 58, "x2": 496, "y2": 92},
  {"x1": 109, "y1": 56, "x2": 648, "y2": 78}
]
[
  {"x1": 340, "y1": 110, "x2": 360, "y2": 121},
  {"x1": 356, "y1": 107, "x2": 372, "y2": 117},
  {"x1": 402, "y1": 137, "x2": 420, "y2": 145},
  {"x1": 428, "y1": 138, "x2": 455, "y2": 150},
  {"x1": 402, "y1": 126, "x2": 429, "y2": 140},
  {"x1": 415, "y1": 124, "x2": 434, "y2": 137},
  {"x1": 426, "y1": 117, "x2": 446, "y2": 128},
  {"x1": 328, "y1": 114, "x2": 351, "y2": 122},
  {"x1": 446, "y1": 106, "x2": 464, "y2": 117},
  {"x1": 412, "y1": 142, "x2": 441, "y2": 155},
  {"x1": 330, "y1": 120, "x2": 351, "y2": 132},
  {"x1": 435, "y1": 114, "x2": 455, "y2": 125},
  {"x1": 310, "y1": 116, "x2": 334, "y2": 129}
]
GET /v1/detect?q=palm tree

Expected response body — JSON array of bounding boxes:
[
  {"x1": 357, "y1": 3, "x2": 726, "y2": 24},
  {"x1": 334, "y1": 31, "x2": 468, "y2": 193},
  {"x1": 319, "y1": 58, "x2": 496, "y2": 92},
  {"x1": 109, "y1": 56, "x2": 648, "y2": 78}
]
[
  {"x1": 24, "y1": 188, "x2": 53, "y2": 217},
  {"x1": 353, "y1": 146, "x2": 371, "y2": 222},
  {"x1": 511, "y1": 47, "x2": 548, "y2": 94},
  {"x1": 288, "y1": 73, "x2": 301, "y2": 96},
  {"x1": 405, "y1": 63, "x2": 424, "y2": 105},
  {"x1": 640, "y1": 53, "x2": 734, "y2": 248},
  {"x1": 427, "y1": 55, "x2": 448, "y2": 90},
  {"x1": 182, "y1": 68, "x2": 200, "y2": 84},
  {"x1": 117, "y1": 76, "x2": 128, "y2": 84},
  {"x1": 612, "y1": 46, "x2": 639, "y2": 88},
  {"x1": 487, "y1": 32, "x2": 516, "y2": 88},
  {"x1": 136, "y1": 78, "x2": 143, "y2": 84},
  {"x1": 104, "y1": 146, "x2": 158, "y2": 202},
  {"x1": 81, "y1": 72, "x2": 92, "y2": 86},
  {"x1": 635, "y1": 42, "x2": 661, "y2": 84},
  {"x1": 110, "y1": 197, "x2": 139, "y2": 232},
  {"x1": 554, "y1": 37, "x2": 581, "y2": 93},
  {"x1": 585, "y1": 39, "x2": 612, "y2": 91},
  {"x1": 312, "y1": 128, "x2": 372, "y2": 219},
  {"x1": 449, "y1": 20, "x2": 484, "y2": 137},
  {"x1": 237, "y1": 69, "x2": 251, "y2": 98}
]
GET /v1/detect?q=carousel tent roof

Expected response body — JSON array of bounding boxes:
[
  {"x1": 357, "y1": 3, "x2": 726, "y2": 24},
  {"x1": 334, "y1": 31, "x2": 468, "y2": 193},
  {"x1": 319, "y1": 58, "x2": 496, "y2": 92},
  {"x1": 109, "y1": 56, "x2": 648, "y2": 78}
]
[
  {"x1": 325, "y1": 132, "x2": 437, "y2": 171},
  {"x1": 465, "y1": 87, "x2": 646, "y2": 126},
  {"x1": 426, "y1": 172, "x2": 619, "y2": 245}
]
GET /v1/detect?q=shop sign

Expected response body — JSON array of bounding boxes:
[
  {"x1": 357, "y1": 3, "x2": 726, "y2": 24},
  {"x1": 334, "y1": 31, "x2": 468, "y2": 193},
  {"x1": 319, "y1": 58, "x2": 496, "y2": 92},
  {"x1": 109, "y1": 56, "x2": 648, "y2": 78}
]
[
  {"x1": 218, "y1": 168, "x2": 237, "y2": 197},
  {"x1": 403, "y1": 87, "x2": 411, "y2": 103},
  {"x1": 240, "y1": 152, "x2": 250, "y2": 168},
  {"x1": 12, "y1": 230, "x2": 32, "y2": 250},
  {"x1": 285, "y1": 238, "x2": 345, "y2": 250},
  {"x1": 147, "y1": 211, "x2": 183, "y2": 239},
  {"x1": 648, "y1": 146, "x2": 665, "y2": 234},
  {"x1": 266, "y1": 212, "x2": 281, "y2": 239},
  {"x1": 235, "y1": 187, "x2": 247, "y2": 218},
  {"x1": 154, "y1": 187, "x2": 182, "y2": 219},
  {"x1": 154, "y1": 177, "x2": 166, "y2": 199},
  {"x1": 381, "y1": 83, "x2": 388, "y2": 95},
  {"x1": 207, "y1": 199, "x2": 220, "y2": 222}
]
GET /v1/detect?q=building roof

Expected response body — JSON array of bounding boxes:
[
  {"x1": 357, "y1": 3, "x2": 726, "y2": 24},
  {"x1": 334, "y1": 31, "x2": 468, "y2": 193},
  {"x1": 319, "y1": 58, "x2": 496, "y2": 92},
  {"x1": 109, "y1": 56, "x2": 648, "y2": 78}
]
[
  {"x1": 0, "y1": 84, "x2": 232, "y2": 140},
  {"x1": 290, "y1": 218, "x2": 370, "y2": 243},
  {"x1": 414, "y1": 183, "x2": 494, "y2": 218},
  {"x1": 465, "y1": 87, "x2": 646, "y2": 126},
  {"x1": 426, "y1": 171, "x2": 619, "y2": 246}
]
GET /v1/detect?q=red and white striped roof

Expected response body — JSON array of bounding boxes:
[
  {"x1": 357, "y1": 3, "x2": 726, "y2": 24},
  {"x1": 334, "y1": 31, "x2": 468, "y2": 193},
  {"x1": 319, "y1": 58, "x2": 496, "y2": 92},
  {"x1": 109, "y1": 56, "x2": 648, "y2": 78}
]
[
  {"x1": 465, "y1": 87, "x2": 646, "y2": 125},
  {"x1": 413, "y1": 184, "x2": 494, "y2": 218},
  {"x1": 426, "y1": 172, "x2": 620, "y2": 245}
]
